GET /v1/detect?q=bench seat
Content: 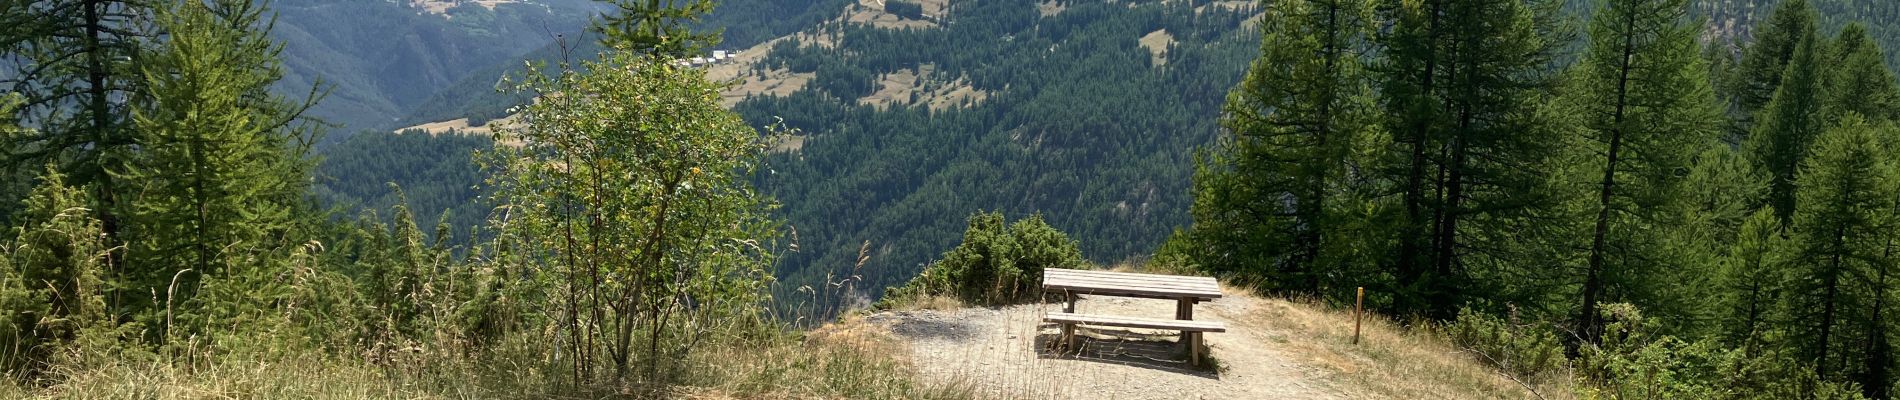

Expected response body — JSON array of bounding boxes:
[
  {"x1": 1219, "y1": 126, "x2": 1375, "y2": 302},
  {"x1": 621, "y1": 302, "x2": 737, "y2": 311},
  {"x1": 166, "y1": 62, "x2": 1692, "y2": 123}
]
[{"x1": 1042, "y1": 312, "x2": 1227, "y2": 332}]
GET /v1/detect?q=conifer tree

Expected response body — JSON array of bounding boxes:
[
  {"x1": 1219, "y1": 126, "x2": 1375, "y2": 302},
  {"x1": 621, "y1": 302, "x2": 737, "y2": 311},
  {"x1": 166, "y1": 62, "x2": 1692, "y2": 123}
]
[
  {"x1": 1826, "y1": 24, "x2": 1900, "y2": 126},
  {"x1": 117, "y1": 0, "x2": 315, "y2": 335},
  {"x1": 1729, "y1": 0, "x2": 1817, "y2": 138},
  {"x1": 1375, "y1": 0, "x2": 1571, "y2": 319},
  {"x1": 1748, "y1": 29, "x2": 1828, "y2": 223},
  {"x1": 1785, "y1": 115, "x2": 1897, "y2": 384},
  {"x1": 1191, "y1": 0, "x2": 1377, "y2": 295},
  {"x1": 594, "y1": 0, "x2": 720, "y2": 57},
  {"x1": 1571, "y1": 0, "x2": 1721, "y2": 342},
  {"x1": 0, "y1": 0, "x2": 158, "y2": 235},
  {"x1": 1718, "y1": 209, "x2": 1784, "y2": 356}
]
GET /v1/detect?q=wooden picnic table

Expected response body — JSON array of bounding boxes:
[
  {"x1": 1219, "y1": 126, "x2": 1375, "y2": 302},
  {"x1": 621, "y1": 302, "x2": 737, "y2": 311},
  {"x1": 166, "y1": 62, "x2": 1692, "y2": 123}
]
[{"x1": 1041, "y1": 268, "x2": 1225, "y2": 366}]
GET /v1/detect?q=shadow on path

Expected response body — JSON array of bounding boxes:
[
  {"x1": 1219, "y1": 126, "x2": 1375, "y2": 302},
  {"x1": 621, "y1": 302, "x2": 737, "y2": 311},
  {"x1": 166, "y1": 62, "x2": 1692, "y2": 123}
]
[{"x1": 1033, "y1": 323, "x2": 1222, "y2": 379}]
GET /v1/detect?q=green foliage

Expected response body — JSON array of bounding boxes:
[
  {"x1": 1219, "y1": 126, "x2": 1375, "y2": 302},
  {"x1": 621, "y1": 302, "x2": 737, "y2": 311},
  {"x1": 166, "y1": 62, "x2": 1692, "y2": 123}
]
[
  {"x1": 1446, "y1": 307, "x2": 1566, "y2": 379},
  {"x1": 881, "y1": 212, "x2": 1083, "y2": 307},
  {"x1": 487, "y1": 46, "x2": 779, "y2": 382},
  {"x1": 1784, "y1": 115, "x2": 1898, "y2": 388},
  {"x1": 312, "y1": 131, "x2": 492, "y2": 246},
  {"x1": 1725, "y1": 0, "x2": 1818, "y2": 139},
  {"x1": 1568, "y1": 0, "x2": 1724, "y2": 340},
  {"x1": 1748, "y1": 24, "x2": 1830, "y2": 223},
  {"x1": 114, "y1": 0, "x2": 319, "y2": 345},
  {"x1": 0, "y1": 166, "x2": 113, "y2": 377},
  {"x1": 1717, "y1": 209, "x2": 1785, "y2": 353},
  {"x1": 1826, "y1": 24, "x2": 1900, "y2": 125},
  {"x1": 594, "y1": 0, "x2": 721, "y2": 57},
  {"x1": 1186, "y1": 0, "x2": 1379, "y2": 297},
  {"x1": 1574, "y1": 303, "x2": 1868, "y2": 400}
]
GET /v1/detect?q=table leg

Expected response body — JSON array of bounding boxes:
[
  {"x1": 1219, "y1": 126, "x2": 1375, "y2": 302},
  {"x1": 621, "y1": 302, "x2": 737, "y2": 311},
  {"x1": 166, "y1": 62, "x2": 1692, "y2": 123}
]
[
  {"x1": 1190, "y1": 332, "x2": 1204, "y2": 366},
  {"x1": 1177, "y1": 298, "x2": 1198, "y2": 365},
  {"x1": 1062, "y1": 291, "x2": 1076, "y2": 350}
]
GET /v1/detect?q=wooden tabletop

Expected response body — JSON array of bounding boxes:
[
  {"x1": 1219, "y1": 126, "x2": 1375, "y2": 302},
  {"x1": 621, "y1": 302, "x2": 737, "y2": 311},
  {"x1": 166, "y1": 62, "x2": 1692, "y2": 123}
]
[{"x1": 1041, "y1": 268, "x2": 1222, "y2": 300}]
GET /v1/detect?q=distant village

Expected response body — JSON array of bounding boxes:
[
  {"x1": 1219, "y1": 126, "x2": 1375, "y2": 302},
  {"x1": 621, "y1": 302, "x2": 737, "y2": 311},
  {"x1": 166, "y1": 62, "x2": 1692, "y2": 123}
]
[{"x1": 674, "y1": 50, "x2": 740, "y2": 68}]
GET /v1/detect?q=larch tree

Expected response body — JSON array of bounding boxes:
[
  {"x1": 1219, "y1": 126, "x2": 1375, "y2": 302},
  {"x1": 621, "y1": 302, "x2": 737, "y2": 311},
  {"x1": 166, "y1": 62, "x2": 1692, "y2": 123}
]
[
  {"x1": 1718, "y1": 208, "x2": 1784, "y2": 356},
  {"x1": 0, "y1": 0, "x2": 154, "y2": 270},
  {"x1": 594, "y1": 0, "x2": 720, "y2": 57},
  {"x1": 117, "y1": 0, "x2": 316, "y2": 338},
  {"x1": 1785, "y1": 115, "x2": 1897, "y2": 385},
  {"x1": 1190, "y1": 0, "x2": 1377, "y2": 296},
  {"x1": 1748, "y1": 28, "x2": 1828, "y2": 224},
  {"x1": 1375, "y1": 0, "x2": 1571, "y2": 319},
  {"x1": 1728, "y1": 0, "x2": 1816, "y2": 139},
  {"x1": 1570, "y1": 0, "x2": 1721, "y2": 343},
  {"x1": 1825, "y1": 24, "x2": 1900, "y2": 127}
]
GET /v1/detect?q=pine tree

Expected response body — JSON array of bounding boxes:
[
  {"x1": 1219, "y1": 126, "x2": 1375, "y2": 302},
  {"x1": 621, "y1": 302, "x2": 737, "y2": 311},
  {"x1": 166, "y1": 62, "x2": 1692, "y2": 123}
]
[
  {"x1": 116, "y1": 0, "x2": 315, "y2": 336},
  {"x1": 1571, "y1": 0, "x2": 1722, "y2": 343},
  {"x1": 1748, "y1": 29, "x2": 1828, "y2": 223},
  {"x1": 1785, "y1": 114, "x2": 1897, "y2": 384},
  {"x1": 1190, "y1": 0, "x2": 1377, "y2": 296}
]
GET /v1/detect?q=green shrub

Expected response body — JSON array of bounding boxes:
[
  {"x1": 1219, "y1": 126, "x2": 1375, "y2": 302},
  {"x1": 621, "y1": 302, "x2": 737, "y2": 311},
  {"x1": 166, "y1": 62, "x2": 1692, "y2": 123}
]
[
  {"x1": 1445, "y1": 307, "x2": 1565, "y2": 378},
  {"x1": 0, "y1": 167, "x2": 117, "y2": 378},
  {"x1": 881, "y1": 211, "x2": 1084, "y2": 307},
  {"x1": 1574, "y1": 303, "x2": 1865, "y2": 400}
]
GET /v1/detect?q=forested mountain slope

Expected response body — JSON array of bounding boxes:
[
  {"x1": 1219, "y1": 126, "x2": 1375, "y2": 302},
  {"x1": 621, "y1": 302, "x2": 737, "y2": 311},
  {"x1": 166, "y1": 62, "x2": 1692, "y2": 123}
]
[
  {"x1": 741, "y1": 0, "x2": 1260, "y2": 307},
  {"x1": 268, "y1": 0, "x2": 599, "y2": 133},
  {"x1": 1698, "y1": 0, "x2": 1900, "y2": 67}
]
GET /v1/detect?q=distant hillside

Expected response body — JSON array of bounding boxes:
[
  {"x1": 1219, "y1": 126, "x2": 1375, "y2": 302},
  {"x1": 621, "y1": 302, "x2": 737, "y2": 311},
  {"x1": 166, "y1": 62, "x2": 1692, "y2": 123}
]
[
  {"x1": 269, "y1": 0, "x2": 599, "y2": 135},
  {"x1": 311, "y1": 0, "x2": 854, "y2": 241},
  {"x1": 394, "y1": 0, "x2": 854, "y2": 128},
  {"x1": 1695, "y1": 0, "x2": 1900, "y2": 67}
]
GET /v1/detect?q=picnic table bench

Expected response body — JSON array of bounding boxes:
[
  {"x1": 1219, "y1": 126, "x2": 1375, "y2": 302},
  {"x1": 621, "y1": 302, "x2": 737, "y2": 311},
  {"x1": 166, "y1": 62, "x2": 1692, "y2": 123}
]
[{"x1": 1041, "y1": 268, "x2": 1225, "y2": 366}]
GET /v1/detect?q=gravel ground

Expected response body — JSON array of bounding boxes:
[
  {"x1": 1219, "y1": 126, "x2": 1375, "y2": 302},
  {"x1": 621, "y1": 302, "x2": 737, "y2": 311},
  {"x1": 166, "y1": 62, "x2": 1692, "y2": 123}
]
[{"x1": 864, "y1": 290, "x2": 1348, "y2": 400}]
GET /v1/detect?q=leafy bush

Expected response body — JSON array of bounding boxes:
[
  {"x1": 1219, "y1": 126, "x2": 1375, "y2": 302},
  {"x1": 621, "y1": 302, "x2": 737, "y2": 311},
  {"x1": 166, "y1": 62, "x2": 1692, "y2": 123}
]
[
  {"x1": 0, "y1": 167, "x2": 117, "y2": 378},
  {"x1": 1445, "y1": 307, "x2": 1565, "y2": 379},
  {"x1": 1574, "y1": 303, "x2": 1866, "y2": 400},
  {"x1": 881, "y1": 211, "x2": 1084, "y2": 307}
]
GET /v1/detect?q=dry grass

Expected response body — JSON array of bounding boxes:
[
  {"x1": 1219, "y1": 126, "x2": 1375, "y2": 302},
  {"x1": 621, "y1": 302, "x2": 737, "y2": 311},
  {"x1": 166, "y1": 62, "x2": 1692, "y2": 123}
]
[
  {"x1": 679, "y1": 316, "x2": 977, "y2": 400},
  {"x1": 1138, "y1": 29, "x2": 1173, "y2": 66},
  {"x1": 885, "y1": 293, "x2": 966, "y2": 311},
  {"x1": 1236, "y1": 296, "x2": 1574, "y2": 399},
  {"x1": 5, "y1": 321, "x2": 977, "y2": 400}
]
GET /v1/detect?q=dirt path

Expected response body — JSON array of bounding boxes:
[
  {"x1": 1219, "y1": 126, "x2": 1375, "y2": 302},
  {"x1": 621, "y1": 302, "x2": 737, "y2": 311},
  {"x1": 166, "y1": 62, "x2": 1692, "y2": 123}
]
[{"x1": 863, "y1": 290, "x2": 1350, "y2": 400}]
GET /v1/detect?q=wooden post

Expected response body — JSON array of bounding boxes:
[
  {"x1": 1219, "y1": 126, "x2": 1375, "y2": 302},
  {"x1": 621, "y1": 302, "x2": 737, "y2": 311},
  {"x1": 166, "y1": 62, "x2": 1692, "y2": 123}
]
[{"x1": 1353, "y1": 287, "x2": 1365, "y2": 345}]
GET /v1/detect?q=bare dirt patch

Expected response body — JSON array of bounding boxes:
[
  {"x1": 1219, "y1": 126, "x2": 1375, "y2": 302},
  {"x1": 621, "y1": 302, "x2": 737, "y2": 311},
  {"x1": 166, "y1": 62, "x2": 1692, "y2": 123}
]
[
  {"x1": 863, "y1": 291, "x2": 1347, "y2": 399},
  {"x1": 860, "y1": 289, "x2": 1562, "y2": 399}
]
